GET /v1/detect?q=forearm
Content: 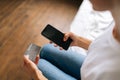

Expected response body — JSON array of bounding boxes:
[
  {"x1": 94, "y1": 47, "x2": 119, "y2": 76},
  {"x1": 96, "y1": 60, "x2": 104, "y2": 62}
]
[
  {"x1": 33, "y1": 69, "x2": 48, "y2": 80},
  {"x1": 64, "y1": 32, "x2": 92, "y2": 50},
  {"x1": 77, "y1": 36, "x2": 92, "y2": 50}
]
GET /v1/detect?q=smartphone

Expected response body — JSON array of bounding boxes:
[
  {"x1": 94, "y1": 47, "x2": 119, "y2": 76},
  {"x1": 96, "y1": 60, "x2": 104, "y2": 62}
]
[
  {"x1": 41, "y1": 24, "x2": 72, "y2": 50},
  {"x1": 24, "y1": 43, "x2": 41, "y2": 62}
]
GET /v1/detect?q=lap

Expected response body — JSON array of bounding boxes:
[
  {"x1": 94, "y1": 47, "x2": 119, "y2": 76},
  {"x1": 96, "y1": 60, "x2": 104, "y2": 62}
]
[
  {"x1": 38, "y1": 59, "x2": 77, "y2": 80},
  {"x1": 39, "y1": 44, "x2": 86, "y2": 79}
]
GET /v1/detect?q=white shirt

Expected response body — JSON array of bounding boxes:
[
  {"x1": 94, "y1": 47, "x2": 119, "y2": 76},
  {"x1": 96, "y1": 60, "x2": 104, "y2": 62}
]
[
  {"x1": 70, "y1": 0, "x2": 113, "y2": 55},
  {"x1": 81, "y1": 24, "x2": 120, "y2": 80}
]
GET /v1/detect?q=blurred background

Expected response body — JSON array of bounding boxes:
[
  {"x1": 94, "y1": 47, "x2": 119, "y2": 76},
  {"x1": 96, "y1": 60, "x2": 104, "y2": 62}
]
[{"x1": 0, "y1": 0, "x2": 81, "y2": 80}]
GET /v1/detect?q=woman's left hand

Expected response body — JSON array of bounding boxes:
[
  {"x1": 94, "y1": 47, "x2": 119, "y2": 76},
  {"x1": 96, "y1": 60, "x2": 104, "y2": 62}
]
[
  {"x1": 23, "y1": 55, "x2": 39, "y2": 77},
  {"x1": 23, "y1": 55, "x2": 48, "y2": 80}
]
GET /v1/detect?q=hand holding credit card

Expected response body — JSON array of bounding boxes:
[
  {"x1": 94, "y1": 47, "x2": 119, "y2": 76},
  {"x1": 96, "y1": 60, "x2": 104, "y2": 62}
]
[{"x1": 24, "y1": 43, "x2": 41, "y2": 62}]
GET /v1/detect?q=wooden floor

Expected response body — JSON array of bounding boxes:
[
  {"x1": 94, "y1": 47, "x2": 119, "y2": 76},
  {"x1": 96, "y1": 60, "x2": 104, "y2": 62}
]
[{"x1": 0, "y1": 0, "x2": 79, "y2": 79}]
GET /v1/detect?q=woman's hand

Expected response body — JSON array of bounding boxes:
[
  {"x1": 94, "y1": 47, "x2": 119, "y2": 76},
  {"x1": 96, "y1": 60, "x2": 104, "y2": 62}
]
[
  {"x1": 23, "y1": 55, "x2": 39, "y2": 74},
  {"x1": 64, "y1": 32, "x2": 92, "y2": 50},
  {"x1": 50, "y1": 32, "x2": 79, "y2": 50},
  {"x1": 23, "y1": 55, "x2": 47, "y2": 80},
  {"x1": 64, "y1": 32, "x2": 79, "y2": 46},
  {"x1": 50, "y1": 32, "x2": 91, "y2": 50}
]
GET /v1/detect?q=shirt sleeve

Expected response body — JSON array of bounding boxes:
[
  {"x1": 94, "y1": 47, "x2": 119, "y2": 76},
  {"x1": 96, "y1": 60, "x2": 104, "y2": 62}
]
[{"x1": 94, "y1": 70, "x2": 120, "y2": 80}]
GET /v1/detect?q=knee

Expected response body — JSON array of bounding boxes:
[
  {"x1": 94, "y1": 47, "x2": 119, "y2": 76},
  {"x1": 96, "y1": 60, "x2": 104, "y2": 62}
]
[{"x1": 40, "y1": 43, "x2": 54, "y2": 58}]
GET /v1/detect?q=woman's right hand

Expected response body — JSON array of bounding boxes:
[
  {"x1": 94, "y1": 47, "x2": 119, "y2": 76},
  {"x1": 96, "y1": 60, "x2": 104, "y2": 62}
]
[
  {"x1": 63, "y1": 32, "x2": 79, "y2": 47},
  {"x1": 50, "y1": 32, "x2": 80, "y2": 50},
  {"x1": 64, "y1": 32, "x2": 91, "y2": 50}
]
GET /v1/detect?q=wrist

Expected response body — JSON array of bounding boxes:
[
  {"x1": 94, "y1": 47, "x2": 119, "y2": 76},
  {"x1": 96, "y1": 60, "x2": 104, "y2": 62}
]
[
  {"x1": 33, "y1": 69, "x2": 41, "y2": 80},
  {"x1": 77, "y1": 36, "x2": 91, "y2": 50},
  {"x1": 33, "y1": 69, "x2": 48, "y2": 80}
]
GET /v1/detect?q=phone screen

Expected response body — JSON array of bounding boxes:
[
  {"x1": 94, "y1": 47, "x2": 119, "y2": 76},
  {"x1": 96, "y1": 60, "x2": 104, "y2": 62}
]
[
  {"x1": 41, "y1": 24, "x2": 72, "y2": 50},
  {"x1": 24, "y1": 43, "x2": 41, "y2": 62}
]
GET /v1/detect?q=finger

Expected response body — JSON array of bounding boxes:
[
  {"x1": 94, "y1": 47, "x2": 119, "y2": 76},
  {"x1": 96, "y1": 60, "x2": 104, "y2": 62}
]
[
  {"x1": 23, "y1": 55, "x2": 32, "y2": 66},
  {"x1": 36, "y1": 55, "x2": 39, "y2": 58},
  {"x1": 59, "y1": 47, "x2": 63, "y2": 50},
  {"x1": 54, "y1": 44, "x2": 58, "y2": 47},
  {"x1": 64, "y1": 33, "x2": 69, "y2": 41},
  {"x1": 23, "y1": 55, "x2": 29, "y2": 64},
  {"x1": 34, "y1": 55, "x2": 39, "y2": 64},
  {"x1": 24, "y1": 55, "x2": 29, "y2": 59}
]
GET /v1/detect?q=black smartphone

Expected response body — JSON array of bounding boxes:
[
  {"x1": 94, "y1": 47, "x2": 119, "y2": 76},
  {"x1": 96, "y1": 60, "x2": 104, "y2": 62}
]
[{"x1": 41, "y1": 24, "x2": 72, "y2": 50}]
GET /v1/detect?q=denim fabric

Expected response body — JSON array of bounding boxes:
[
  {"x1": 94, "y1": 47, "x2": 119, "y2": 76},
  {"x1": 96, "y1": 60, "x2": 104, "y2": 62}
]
[{"x1": 37, "y1": 44, "x2": 86, "y2": 80}]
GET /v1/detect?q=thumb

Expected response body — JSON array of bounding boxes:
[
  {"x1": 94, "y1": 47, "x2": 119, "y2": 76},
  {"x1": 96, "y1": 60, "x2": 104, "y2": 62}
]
[
  {"x1": 23, "y1": 55, "x2": 31, "y2": 67},
  {"x1": 23, "y1": 55, "x2": 29, "y2": 63},
  {"x1": 64, "y1": 33, "x2": 70, "y2": 41}
]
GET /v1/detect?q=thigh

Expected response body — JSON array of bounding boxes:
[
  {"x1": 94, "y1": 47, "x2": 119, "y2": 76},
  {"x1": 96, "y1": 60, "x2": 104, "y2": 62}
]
[
  {"x1": 38, "y1": 59, "x2": 77, "y2": 80},
  {"x1": 40, "y1": 44, "x2": 86, "y2": 79}
]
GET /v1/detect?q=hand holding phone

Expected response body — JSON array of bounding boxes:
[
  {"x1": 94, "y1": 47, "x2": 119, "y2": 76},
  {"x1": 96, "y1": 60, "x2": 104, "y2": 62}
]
[{"x1": 41, "y1": 24, "x2": 73, "y2": 50}]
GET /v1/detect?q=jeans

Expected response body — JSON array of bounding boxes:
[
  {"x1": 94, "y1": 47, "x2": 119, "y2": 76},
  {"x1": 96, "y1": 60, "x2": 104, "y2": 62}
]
[{"x1": 37, "y1": 44, "x2": 86, "y2": 80}]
